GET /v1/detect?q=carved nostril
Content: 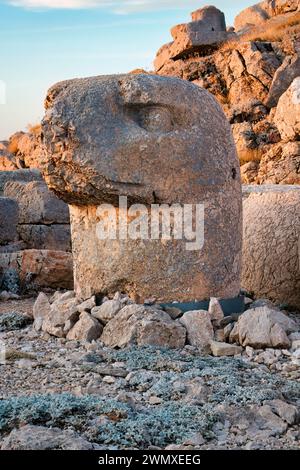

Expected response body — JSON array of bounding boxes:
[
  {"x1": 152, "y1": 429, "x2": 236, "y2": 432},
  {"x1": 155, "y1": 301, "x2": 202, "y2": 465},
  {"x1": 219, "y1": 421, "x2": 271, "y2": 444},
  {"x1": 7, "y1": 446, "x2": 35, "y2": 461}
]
[{"x1": 232, "y1": 168, "x2": 237, "y2": 180}]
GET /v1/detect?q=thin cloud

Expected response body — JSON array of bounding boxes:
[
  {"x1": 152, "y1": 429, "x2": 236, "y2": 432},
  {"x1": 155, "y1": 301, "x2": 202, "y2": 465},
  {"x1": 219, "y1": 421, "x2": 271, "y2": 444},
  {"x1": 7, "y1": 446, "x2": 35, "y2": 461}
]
[{"x1": 7, "y1": 0, "x2": 205, "y2": 14}]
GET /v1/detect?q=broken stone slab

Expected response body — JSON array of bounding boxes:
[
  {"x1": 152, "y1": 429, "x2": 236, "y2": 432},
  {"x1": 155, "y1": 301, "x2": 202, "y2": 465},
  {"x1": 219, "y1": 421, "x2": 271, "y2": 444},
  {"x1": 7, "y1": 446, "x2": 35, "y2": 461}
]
[
  {"x1": 266, "y1": 399, "x2": 298, "y2": 425},
  {"x1": 242, "y1": 185, "x2": 300, "y2": 309},
  {"x1": 274, "y1": 77, "x2": 300, "y2": 142},
  {"x1": 0, "y1": 197, "x2": 19, "y2": 245},
  {"x1": 257, "y1": 405, "x2": 288, "y2": 436},
  {"x1": 208, "y1": 297, "x2": 224, "y2": 326},
  {"x1": 0, "y1": 169, "x2": 42, "y2": 193},
  {"x1": 229, "y1": 306, "x2": 297, "y2": 349},
  {"x1": 17, "y1": 224, "x2": 71, "y2": 252},
  {"x1": 0, "y1": 249, "x2": 73, "y2": 291},
  {"x1": 179, "y1": 310, "x2": 214, "y2": 352},
  {"x1": 33, "y1": 292, "x2": 52, "y2": 330},
  {"x1": 91, "y1": 300, "x2": 122, "y2": 324},
  {"x1": 41, "y1": 73, "x2": 242, "y2": 303},
  {"x1": 101, "y1": 304, "x2": 186, "y2": 349},
  {"x1": 1, "y1": 425, "x2": 93, "y2": 450},
  {"x1": 66, "y1": 312, "x2": 103, "y2": 342},
  {"x1": 265, "y1": 55, "x2": 300, "y2": 108},
  {"x1": 4, "y1": 180, "x2": 70, "y2": 225},
  {"x1": 210, "y1": 340, "x2": 242, "y2": 357}
]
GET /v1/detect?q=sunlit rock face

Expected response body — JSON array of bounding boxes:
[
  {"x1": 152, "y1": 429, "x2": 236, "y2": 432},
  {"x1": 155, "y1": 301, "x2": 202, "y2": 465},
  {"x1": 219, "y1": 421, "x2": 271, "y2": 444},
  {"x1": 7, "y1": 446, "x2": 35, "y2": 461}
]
[{"x1": 41, "y1": 74, "x2": 242, "y2": 302}]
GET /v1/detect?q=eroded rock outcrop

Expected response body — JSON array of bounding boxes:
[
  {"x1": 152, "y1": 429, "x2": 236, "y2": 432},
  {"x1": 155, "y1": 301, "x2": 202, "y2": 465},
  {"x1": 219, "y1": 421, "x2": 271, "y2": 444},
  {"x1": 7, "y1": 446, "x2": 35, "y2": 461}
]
[
  {"x1": 234, "y1": 0, "x2": 300, "y2": 31},
  {"x1": 155, "y1": 6, "x2": 234, "y2": 72},
  {"x1": 274, "y1": 76, "x2": 300, "y2": 141},
  {"x1": 154, "y1": 2, "x2": 300, "y2": 184}
]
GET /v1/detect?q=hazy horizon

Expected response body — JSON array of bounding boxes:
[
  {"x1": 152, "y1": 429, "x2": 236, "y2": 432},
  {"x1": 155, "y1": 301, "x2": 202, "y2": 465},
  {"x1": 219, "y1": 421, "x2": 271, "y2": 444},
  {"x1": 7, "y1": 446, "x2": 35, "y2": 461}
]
[{"x1": 0, "y1": 0, "x2": 255, "y2": 140}]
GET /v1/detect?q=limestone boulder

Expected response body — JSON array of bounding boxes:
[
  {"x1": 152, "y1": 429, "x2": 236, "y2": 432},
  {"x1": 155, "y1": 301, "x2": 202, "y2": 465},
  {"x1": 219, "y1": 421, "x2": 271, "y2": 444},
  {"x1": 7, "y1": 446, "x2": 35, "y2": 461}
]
[
  {"x1": 266, "y1": 55, "x2": 300, "y2": 108},
  {"x1": 242, "y1": 186, "x2": 300, "y2": 308},
  {"x1": 210, "y1": 340, "x2": 243, "y2": 357},
  {"x1": 0, "y1": 249, "x2": 73, "y2": 291},
  {"x1": 33, "y1": 292, "x2": 52, "y2": 330},
  {"x1": 34, "y1": 292, "x2": 75, "y2": 335},
  {"x1": 16, "y1": 129, "x2": 42, "y2": 169},
  {"x1": 234, "y1": 0, "x2": 300, "y2": 31},
  {"x1": 66, "y1": 311, "x2": 102, "y2": 342},
  {"x1": 256, "y1": 142, "x2": 300, "y2": 184},
  {"x1": 0, "y1": 197, "x2": 18, "y2": 245},
  {"x1": 41, "y1": 73, "x2": 242, "y2": 302},
  {"x1": 274, "y1": 77, "x2": 300, "y2": 141},
  {"x1": 0, "y1": 142, "x2": 19, "y2": 171},
  {"x1": 17, "y1": 224, "x2": 71, "y2": 252},
  {"x1": 229, "y1": 306, "x2": 297, "y2": 349},
  {"x1": 1, "y1": 425, "x2": 93, "y2": 450},
  {"x1": 179, "y1": 310, "x2": 214, "y2": 352},
  {"x1": 240, "y1": 161, "x2": 259, "y2": 184},
  {"x1": 4, "y1": 180, "x2": 69, "y2": 225},
  {"x1": 101, "y1": 305, "x2": 186, "y2": 349},
  {"x1": 91, "y1": 300, "x2": 122, "y2": 324}
]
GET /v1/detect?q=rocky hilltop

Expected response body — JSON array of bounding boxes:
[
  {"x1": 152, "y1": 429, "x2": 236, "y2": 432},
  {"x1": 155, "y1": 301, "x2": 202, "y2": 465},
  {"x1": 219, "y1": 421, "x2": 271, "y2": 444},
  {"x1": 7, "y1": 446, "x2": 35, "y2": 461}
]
[{"x1": 153, "y1": 0, "x2": 300, "y2": 185}]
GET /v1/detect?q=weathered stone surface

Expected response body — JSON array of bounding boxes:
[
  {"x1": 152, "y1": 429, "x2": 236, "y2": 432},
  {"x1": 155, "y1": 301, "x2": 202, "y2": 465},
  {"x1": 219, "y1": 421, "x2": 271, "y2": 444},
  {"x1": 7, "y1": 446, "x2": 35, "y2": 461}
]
[
  {"x1": 155, "y1": 6, "x2": 233, "y2": 71},
  {"x1": 33, "y1": 292, "x2": 51, "y2": 330},
  {"x1": 1, "y1": 425, "x2": 93, "y2": 450},
  {"x1": 208, "y1": 297, "x2": 224, "y2": 325},
  {"x1": 256, "y1": 142, "x2": 300, "y2": 184},
  {"x1": 91, "y1": 300, "x2": 122, "y2": 324},
  {"x1": 257, "y1": 405, "x2": 288, "y2": 436},
  {"x1": 274, "y1": 77, "x2": 300, "y2": 141},
  {"x1": 179, "y1": 310, "x2": 214, "y2": 351},
  {"x1": 42, "y1": 297, "x2": 80, "y2": 337},
  {"x1": 41, "y1": 74, "x2": 242, "y2": 302},
  {"x1": 77, "y1": 296, "x2": 96, "y2": 312},
  {"x1": 210, "y1": 340, "x2": 242, "y2": 357},
  {"x1": 0, "y1": 169, "x2": 42, "y2": 193},
  {"x1": 101, "y1": 305, "x2": 186, "y2": 349},
  {"x1": 0, "y1": 250, "x2": 73, "y2": 291},
  {"x1": 66, "y1": 312, "x2": 102, "y2": 342},
  {"x1": 234, "y1": 3, "x2": 269, "y2": 31},
  {"x1": 0, "y1": 197, "x2": 18, "y2": 245},
  {"x1": 17, "y1": 224, "x2": 71, "y2": 251},
  {"x1": 234, "y1": 0, "x2": 300, "y2": 31},
  {"x1": 240, "y1": 161, "x2": 259, "y2": 184},
  {"x1": 229, "y1": 306, "x2": 297, "y2": 348},
  {"x1": 4, "y1": 180, "x2": 70, "y2": 224},
  {"x1": 242, "y1": 186, "x2": 300, "y2": 308},
  {"x1": 15, "y1": 129, "x2": 42, "y2": 169},
  {"x1": 266, "y1": 55, "x2": 300, "y2": 108},
  {"x1": 0, "y1": 143, "x2": 19, "y2": 171},
  {"x1": 267, "y1": 399, "x2": 298, "y2": 425},
  {"x1": 191, "y1": 6, "x2": 226, "y2": 28}
]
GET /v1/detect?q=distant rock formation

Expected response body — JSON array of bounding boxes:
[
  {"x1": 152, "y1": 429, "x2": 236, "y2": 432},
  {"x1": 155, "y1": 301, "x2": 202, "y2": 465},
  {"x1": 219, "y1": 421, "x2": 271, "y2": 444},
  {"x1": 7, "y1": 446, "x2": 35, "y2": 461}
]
[{"x1": 153, "y1": 1, "x2": 300, "y2": 185}]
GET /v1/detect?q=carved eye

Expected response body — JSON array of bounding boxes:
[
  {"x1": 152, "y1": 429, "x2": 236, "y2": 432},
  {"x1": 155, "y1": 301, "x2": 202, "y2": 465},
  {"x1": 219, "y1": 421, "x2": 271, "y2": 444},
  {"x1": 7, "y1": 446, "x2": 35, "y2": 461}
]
[{"x1": 139, "y1": 106, "x2": 173, "y2": 132}]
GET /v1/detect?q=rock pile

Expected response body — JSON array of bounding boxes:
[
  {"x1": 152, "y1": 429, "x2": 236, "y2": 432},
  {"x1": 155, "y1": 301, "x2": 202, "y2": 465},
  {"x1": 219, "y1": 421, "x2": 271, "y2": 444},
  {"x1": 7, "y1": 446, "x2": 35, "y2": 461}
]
[
  {"x1": 0, "y1": 293, "x2": 299, "y2": 450},
  {"x1": 32, "y1": 290, "x2": 300, "y2": 365}
]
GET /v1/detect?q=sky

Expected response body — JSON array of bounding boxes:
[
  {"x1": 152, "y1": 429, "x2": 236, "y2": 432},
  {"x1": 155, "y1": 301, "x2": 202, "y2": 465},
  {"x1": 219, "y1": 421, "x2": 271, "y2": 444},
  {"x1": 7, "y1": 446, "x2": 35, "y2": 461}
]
[{"x1": 0, "y1": 0, "x2": 255, "y2": 140}]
